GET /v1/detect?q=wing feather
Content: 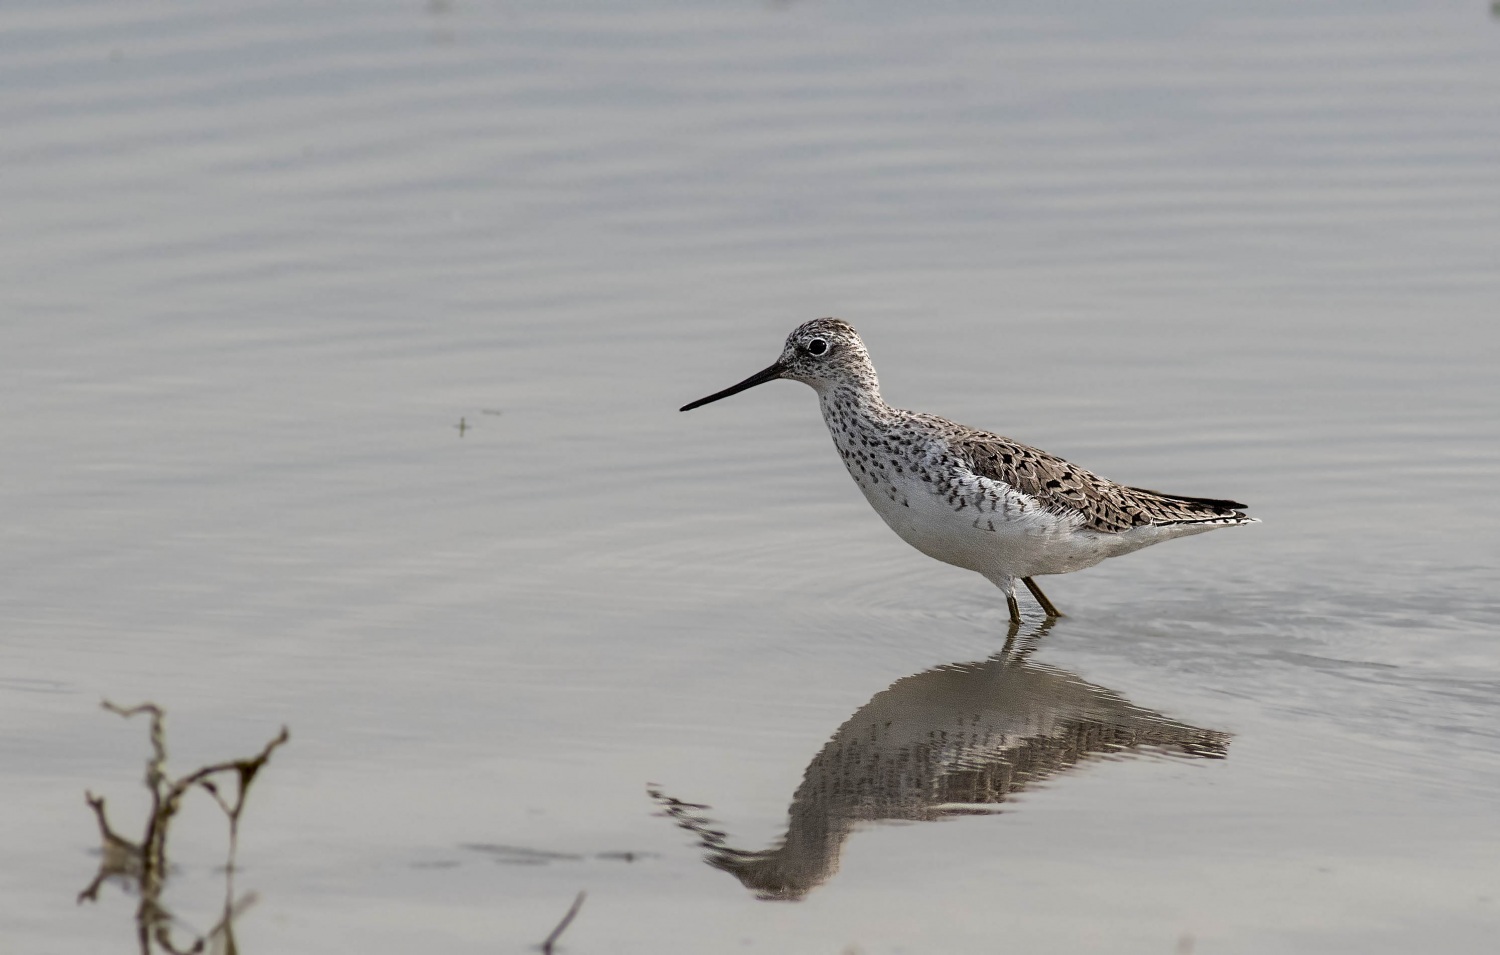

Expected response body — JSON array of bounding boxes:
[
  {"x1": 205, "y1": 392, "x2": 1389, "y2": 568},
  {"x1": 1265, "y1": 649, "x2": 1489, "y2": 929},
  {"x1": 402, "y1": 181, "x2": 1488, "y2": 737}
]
[{"x1": 939, "y1": 425, "x2": 1250, "y2": 533}]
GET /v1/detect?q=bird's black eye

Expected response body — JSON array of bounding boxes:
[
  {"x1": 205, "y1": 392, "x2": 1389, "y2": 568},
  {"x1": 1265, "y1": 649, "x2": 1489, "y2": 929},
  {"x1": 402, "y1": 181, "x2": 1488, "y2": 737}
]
[{"x1": 805, "y1": 338, "x2": 828, "y2": 356}]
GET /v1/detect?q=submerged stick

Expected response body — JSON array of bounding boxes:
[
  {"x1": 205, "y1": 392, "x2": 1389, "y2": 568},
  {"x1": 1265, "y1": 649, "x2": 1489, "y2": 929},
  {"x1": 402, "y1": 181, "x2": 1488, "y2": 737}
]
[
  {"x1": 80, "y1": 700, "x2": 289, "y2": 955},
  {"x1": 539, "y1": 891, "x2": 586, "y2": 954}
]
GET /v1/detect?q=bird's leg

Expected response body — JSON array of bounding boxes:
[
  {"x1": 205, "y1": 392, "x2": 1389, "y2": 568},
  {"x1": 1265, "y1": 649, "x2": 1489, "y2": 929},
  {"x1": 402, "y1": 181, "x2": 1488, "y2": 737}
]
[
  {"x1": 985, "y1": 573, "x2": 1024, "y2": 626},
  {"x1": 984, "y1": 572, "x2": 1020, "y2": 626},
  {"x1": 1022, "y1": 577, "x2": 1063, "y2": 618}
]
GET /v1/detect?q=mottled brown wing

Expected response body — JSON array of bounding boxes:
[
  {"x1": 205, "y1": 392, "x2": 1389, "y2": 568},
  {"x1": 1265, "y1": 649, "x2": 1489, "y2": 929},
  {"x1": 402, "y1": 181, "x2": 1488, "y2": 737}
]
[{"x1": 949, "y1": 431, "x2": 1249, "y2": 533}]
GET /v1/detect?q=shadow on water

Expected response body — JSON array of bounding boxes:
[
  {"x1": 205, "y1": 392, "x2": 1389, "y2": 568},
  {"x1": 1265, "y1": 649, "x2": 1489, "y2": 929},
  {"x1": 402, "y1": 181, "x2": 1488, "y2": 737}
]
[{"x1": 652, "y1": 621, "x2": 1230, "y2": 901}]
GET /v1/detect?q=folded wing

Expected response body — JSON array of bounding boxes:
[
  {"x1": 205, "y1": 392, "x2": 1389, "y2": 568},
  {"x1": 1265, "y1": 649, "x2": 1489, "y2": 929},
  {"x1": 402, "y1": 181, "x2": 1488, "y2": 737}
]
[{"x1": 944, "y1": 427, "x2": 1250, "y2": 533}]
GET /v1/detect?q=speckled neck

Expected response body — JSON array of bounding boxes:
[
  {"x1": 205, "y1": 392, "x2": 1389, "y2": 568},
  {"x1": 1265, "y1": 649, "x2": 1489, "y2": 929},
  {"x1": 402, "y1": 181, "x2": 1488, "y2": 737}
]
[
  {"x1": 814, "y1": 363, "x2": 899, "y2": 426},
  {"x1": 821, "y1": 384, "x2": 899, "y2": 430}
]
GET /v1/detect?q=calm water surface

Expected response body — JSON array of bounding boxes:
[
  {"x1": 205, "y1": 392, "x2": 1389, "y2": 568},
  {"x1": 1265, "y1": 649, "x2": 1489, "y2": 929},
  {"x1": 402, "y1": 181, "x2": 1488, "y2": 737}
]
[{"x1": 3, "y1": 1, "x2": 1498, "y2": 952}]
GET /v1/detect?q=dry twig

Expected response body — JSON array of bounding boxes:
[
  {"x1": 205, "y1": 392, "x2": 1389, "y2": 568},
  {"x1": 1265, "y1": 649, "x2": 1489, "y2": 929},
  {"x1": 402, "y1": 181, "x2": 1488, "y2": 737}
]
[
  {"x1": 539, "y1": 891, "x2": 586, "y2": 954},
  {"x1": 78, "y1": 700, "x2": 289, "y2": 955}
]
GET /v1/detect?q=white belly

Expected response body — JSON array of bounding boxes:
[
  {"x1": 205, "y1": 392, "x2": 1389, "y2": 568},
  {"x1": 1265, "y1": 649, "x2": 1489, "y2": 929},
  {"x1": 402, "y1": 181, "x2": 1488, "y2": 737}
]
[{"x1": 849, "y1": 467, "x2": 1119, "y2": 580}]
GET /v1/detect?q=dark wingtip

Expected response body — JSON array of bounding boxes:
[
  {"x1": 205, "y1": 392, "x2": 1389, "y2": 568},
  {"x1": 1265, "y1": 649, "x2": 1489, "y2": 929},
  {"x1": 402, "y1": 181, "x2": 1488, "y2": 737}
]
[{"x1": 1129, "y1": 487, "x2": 1249, "y2": 512}]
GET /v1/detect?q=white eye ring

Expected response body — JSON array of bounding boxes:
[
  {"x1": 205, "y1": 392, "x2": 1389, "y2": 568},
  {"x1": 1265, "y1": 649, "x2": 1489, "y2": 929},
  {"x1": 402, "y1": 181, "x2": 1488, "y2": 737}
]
[{"x1": 805, "y1": 338, "x2": 829, "y2": 356}]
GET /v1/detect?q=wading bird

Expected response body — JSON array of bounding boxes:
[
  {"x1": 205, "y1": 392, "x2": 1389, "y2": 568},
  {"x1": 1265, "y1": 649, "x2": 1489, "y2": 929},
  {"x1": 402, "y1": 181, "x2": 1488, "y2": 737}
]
[{"x1": 681, "y1": 319, "x2": 1255, "y2": 622}]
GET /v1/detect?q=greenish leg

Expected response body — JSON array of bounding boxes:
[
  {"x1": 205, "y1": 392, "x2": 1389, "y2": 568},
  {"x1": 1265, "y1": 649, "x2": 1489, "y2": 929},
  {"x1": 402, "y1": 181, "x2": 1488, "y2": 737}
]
[{"x1": 1023, "y1": 577, "x2": 1063, "y2": 618}]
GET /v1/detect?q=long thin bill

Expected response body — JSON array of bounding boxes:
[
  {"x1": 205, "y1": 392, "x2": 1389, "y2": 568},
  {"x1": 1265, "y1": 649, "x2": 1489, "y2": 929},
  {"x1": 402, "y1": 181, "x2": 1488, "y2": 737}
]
[{"x1": 679, "y1": 362, "x2": 786, "y2": 411}]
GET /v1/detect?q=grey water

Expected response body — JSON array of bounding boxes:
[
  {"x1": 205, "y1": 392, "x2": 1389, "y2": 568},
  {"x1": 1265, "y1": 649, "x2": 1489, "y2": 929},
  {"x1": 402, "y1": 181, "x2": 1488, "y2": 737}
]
[{"x1": 3, "y1": 0, "x2": 1498, "y2": 951}]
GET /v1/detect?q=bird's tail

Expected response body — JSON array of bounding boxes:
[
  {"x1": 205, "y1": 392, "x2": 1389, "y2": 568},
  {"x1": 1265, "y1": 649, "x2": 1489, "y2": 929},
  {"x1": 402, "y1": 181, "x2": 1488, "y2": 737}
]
[{"x1": 1124, "y1": 486, "x2": 1254, "y2": 526}]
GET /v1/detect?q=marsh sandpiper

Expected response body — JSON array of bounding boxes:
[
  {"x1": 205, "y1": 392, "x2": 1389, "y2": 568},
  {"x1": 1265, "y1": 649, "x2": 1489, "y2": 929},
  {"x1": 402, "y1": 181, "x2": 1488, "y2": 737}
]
[{"x1": 681, "y1": 318, "x2": 1256, "y2": 623}]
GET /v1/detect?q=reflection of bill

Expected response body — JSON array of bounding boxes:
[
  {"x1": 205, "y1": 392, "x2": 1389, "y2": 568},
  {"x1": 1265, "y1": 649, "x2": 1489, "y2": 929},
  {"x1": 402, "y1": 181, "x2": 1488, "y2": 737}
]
[{"x1": 653, "y1": 631, "x2": 1229, "y2": 901}]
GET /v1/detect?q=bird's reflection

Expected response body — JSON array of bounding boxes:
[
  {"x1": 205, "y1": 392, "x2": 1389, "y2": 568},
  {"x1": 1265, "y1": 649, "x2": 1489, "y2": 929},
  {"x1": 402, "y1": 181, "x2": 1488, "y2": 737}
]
[{"x1": 652, "y1": 621, "x2": 1229, "y2": 901}]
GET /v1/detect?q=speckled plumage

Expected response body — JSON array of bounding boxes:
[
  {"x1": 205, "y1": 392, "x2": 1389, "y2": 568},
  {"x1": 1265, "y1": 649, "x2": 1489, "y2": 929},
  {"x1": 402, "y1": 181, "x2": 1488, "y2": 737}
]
[{"x1": 681, "y1": 317, "x2": 1256, "y2": 621}]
